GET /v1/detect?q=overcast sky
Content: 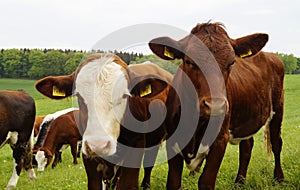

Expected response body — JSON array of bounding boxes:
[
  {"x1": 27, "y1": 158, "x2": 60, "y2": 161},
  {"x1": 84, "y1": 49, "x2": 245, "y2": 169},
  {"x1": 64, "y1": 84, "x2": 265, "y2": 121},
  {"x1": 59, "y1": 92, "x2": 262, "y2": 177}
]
[{"x1": 0, "y1": 0, "x2": 299, "y2": 56}]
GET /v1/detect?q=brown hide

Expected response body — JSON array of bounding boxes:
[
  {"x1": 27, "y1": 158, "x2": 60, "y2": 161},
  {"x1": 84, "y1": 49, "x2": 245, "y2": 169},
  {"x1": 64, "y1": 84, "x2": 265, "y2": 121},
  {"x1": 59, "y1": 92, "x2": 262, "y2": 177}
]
[
  {"x1": 0, "y1": 90, "x2": 36, "y2": 188},
  {"x1": 33, "y1": 115, "x2": 45, "y2": 137},
  {"x1": 39, "y1": 110, "x2": 81, "y2": 167},
  {"x1": 149, "y1": 22, "x2": 284, "y2": 189}
]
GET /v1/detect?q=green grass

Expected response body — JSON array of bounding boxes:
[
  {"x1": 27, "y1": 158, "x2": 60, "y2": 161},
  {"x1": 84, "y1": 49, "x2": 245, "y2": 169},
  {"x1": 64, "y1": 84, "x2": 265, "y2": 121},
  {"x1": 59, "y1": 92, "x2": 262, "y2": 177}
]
[{"x1": 0, "y1": 75, "x2": 300, "y2": 190}]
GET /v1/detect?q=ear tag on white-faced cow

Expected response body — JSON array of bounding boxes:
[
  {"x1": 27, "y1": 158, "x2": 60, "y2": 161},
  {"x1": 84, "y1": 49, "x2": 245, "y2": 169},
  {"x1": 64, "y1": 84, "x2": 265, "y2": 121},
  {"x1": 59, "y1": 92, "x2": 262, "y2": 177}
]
[
  {"x1": 52, "y1": 85, "x2": 66, "y2": 97},
  {"x1": 140, "y1": 84, "x2": 152, "y2": 97},
  {"x1": 240, "y1": 49, "x2": 252, "y2": 58},
  {"x1": 164, "y1": 46, "x2": 174, "y2": 59}
]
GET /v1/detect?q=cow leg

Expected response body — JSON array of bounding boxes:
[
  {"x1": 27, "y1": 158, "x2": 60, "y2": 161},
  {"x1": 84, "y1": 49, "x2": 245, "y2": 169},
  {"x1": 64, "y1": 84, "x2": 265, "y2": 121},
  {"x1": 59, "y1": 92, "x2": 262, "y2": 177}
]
[
  {"x1": 52, "y1": 150, "x2": 61, "y2": 168},
  {"x1": 70, "y1": 140, "x2": 79, "y2": 164},
  {"x1": 235, "y1": 137, "x2": 254, "y2": 184},
  {"x1": 141, "y1": 146, "x2": 159, "y2": 189},
  {"x1": 77, "y1": 141, "x2": 82, "y2": 158},
  {"x1": 198, "y1": 136, "x2": 228, "y2": 190},
  {"x1": 166, "y1": 141, "x2": 184, "y2": 190},
  {"x1": 7, "y1": 160, "x2": 20, "y2": 190},
  {"x1": 8, "y1": 142, "x2": 27, "y2": 189},
  {"x1": 23, "y1": 136, "x2": 36, "y2": 181},
  {"x1": 82, "y1": 154, "x2": 103, "y2": 190},
  {"x1": 116, "y1": 149, "x2": 144, "y2": 190},
  {"x1": 269, "y1": 104, "x2": 284, "y2": 182},
  {"x1": 117, "y1": 167, "x2": 140, "y2": 190}
]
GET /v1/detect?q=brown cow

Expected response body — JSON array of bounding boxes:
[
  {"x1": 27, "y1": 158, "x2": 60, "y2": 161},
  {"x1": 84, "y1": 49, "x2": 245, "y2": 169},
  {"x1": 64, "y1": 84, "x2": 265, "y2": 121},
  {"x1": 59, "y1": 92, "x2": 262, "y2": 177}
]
[
  {"x1": 149, "y1": 22, "x2": 284, "y2": 189},
  {"x1": 35, "y1": 110, "x2": 82, "y2": 171},
  {"x1": 34, "y1": 54, "x2": 172, "y2": 190},
  {"x1": 0, "y1": 90, "x2": 36, "y2": 189},
  {"x1": 33, "y1": 115, "x2": 45, "y2": 137}
]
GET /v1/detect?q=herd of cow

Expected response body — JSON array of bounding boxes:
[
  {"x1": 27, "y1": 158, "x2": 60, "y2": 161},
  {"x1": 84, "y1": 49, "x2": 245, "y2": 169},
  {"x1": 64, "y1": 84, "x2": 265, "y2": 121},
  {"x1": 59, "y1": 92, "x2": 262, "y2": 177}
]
[{"x1": 0, "y1": 22, "x2": 285, "y2": 190}]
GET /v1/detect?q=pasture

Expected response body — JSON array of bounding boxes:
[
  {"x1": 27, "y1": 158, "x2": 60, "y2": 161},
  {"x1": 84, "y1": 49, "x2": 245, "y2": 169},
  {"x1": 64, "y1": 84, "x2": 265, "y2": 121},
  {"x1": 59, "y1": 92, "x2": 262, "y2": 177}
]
[{"x1": 0, "y1": 75, "x2": 299, "y2": 190}]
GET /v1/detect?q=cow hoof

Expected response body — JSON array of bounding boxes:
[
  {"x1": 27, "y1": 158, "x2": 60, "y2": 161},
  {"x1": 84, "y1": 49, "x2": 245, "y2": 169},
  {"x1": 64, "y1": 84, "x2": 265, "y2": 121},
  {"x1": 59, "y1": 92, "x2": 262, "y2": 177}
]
[
  {"x1": 27, "y1": 169, "x2": 36, "y2": 181},
  {"x1": 6, "y1": 185, "x2": 16, "y2": 190},
  {"x1": 234, "y1": 175, "x2": 246, "y2": 184},
  {"x1": 141, "y1": 182, "x2": 150, "y2": 189}
]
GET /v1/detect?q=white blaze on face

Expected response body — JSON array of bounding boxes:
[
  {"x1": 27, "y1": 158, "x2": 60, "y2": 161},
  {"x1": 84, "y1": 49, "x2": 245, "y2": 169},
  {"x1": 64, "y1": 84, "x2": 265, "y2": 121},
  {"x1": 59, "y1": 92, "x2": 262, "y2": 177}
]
[
  {"x1": 36, "y1": 151, "x2": 47, "y2": 171},
  {"x1": 75, "y1": 56, "x2": 129, "y2": 157}
]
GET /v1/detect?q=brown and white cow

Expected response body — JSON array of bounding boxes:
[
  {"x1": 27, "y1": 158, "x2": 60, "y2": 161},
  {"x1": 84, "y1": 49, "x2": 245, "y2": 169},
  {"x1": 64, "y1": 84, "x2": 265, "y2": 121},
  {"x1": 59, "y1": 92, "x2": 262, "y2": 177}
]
[
  {"x1": 149, "y1": 22, "x2": 284, "y2": 189},
  {"x1": 32, "y1": 108, "x2": 79, "y2": 166},
  {"x1": 35, "y1": 110, "x2": 82, "y2": 171},
  {"x1": 0, "y1": 90, "x2": 36, "y2": 189},
  {"x1": 35, "y1": 53, "x2": 172, "y2": 190}
]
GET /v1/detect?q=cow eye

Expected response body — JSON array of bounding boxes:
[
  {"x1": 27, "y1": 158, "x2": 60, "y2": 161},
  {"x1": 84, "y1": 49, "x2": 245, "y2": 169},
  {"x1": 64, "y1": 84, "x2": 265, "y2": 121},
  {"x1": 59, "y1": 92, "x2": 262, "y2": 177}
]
[
  {"x1": 185, "y1": 60, "x2": 192, "y2": 65},
  {"x1": 227, "y1": 60, "x2": 235, "y2": 70}
]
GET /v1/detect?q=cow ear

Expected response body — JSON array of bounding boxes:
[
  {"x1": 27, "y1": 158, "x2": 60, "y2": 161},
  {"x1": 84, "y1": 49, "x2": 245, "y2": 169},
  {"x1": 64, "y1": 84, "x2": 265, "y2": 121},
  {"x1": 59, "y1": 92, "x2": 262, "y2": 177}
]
[
  {"x1": 35, "y1": 73, "x2": 75, "y2": 99},
  {"x1": 131, "y1": 79, "x2": 168, "y2": 99},
  {"x1": 231, "y1": 33, "x2": 268, "y2": 58},
  {"x1": 149, "y1": 37, "x2": 183, "y2": 60}
]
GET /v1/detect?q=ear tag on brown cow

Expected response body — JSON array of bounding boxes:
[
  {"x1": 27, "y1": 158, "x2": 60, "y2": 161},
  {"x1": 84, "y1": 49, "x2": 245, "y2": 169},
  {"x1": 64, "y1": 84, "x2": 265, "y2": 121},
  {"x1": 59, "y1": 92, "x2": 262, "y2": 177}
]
[
  {"x1": 164, "y1": 46, "x2": 174, "y2": 59},
  {"x1": 240, "y1": 49, "x2": 252, "y2": 58},
  {"x1": 52, "y1": 85, "x2": 66, "y2": 97},
  {"x1": 140, "y1": 84, "x2": 152, "y2": 97}
]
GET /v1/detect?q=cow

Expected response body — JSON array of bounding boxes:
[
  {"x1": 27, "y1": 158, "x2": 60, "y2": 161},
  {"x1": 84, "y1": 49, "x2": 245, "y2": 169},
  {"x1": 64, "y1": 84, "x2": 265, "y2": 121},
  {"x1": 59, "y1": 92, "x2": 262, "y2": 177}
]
[
  {"x1": 35, "y1": 110, "x2": 82, "y2": 171},
  {"x1": 34, "y1": 53, "x2": 172, "y2": 190},
  {"x1": 0, "y1": 90, "x2": 36, "y2": 190},
  {"x1": 148, "y1": 22, "x2": 284, "y2": 189},
  {"x1": 32, "y1": 107, "x2": 79, "y2": 165}
]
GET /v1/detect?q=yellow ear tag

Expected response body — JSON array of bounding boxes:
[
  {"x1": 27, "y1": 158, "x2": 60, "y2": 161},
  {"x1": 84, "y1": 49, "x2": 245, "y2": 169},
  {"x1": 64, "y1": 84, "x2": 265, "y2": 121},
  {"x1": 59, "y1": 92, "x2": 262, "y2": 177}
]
[
  {"x1": 140, "y1": 84, "x2": 152, "y2": 97},
  {"x1": 164, "y1": 46, "x2": 174, "y2": 59},
  {"x1": 240, "y1": 49, "x2": 252, "y2": 58},
  {"x1": 52, "y1": 85, "x2": 66, "y2": 97}
]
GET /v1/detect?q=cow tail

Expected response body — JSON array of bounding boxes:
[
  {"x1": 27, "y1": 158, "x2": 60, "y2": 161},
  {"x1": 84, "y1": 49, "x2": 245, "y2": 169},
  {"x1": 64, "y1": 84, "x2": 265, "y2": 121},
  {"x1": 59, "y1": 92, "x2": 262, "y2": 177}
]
[{"x1": 263, "y1": 123, "x2": 272, "y2": 160}]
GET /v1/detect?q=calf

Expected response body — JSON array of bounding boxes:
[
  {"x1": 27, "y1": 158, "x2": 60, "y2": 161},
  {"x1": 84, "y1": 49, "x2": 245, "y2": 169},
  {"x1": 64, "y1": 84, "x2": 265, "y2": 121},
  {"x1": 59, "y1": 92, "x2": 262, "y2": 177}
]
[
  {"x1": 0, "y1": 90, "x2": 36, "y2": 189},
  {"x1": 149, "y1": 22, "x2": 284, "y2": 189},
  {"x1": 35, "y1": 54, "x2": 172, "y2": 189},
  {"x1": 35, "y1": 110, "x2": 82, "y2": 171},
  {"x1": 32, "y1": 108, "x2": 78, "y2": 166}
]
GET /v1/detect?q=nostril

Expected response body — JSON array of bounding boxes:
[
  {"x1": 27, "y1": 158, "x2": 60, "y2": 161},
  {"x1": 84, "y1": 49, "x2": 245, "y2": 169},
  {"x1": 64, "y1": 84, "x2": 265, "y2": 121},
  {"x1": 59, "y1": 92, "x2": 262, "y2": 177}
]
[{"x1": 201, "y1": 98, "x2": 227, "y2": 116}]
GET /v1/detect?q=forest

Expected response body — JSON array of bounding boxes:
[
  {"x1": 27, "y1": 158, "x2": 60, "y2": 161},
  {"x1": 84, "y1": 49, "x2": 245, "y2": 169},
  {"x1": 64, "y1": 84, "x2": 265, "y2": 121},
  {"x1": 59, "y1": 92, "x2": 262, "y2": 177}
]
[{"x1": 0, "y1": 48, "x2": 299, "y2": 79}]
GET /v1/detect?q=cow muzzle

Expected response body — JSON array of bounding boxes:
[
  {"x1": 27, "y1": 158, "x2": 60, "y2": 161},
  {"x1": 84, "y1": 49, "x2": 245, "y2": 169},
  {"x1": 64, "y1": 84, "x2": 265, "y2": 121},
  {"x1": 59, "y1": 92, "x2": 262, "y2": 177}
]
[
  {"x1": 84, "y1": 140, "x2": 115, "y2": 157},
  {"x1": 200, "y1": 97, "x2": 228, "y2": 117}
]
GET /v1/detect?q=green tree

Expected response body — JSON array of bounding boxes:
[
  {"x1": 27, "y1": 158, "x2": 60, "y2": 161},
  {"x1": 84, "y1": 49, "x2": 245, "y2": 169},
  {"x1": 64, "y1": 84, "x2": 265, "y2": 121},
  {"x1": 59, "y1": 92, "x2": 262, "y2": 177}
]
[
  {"x1": 1, "y1": 49, "x2": 25, "y2": 78},
  {"x1": 293, "y1": 58, "x2": 300, "y2": 74},
  {"x1": 64, "y1": 52, "x2": 85, "y2": 74},
  {"x1": 0, "y1": 50, "x2": 3, "y2": 77},
  {"x1": 44, "y1": 50, "x2": 67, "y2": 76},
  {"x1": 27, "y1": 49, "x2": 46, "y2": 79},
  {"x1": 277, "y1": 53, "x2": 297, "y2": 74}
]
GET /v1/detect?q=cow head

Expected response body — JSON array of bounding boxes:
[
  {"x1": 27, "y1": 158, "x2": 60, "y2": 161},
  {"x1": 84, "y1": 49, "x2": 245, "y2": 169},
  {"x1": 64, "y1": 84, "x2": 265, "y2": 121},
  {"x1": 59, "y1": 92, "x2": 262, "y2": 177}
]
[
  {"x1": 35, "y1": 148, "x2": 52, "y2": 171},
  {"x1": 149, "y1": 22, "x2": 268, "y2": 118},
  {"x1": 149, "y1": 22, "x2": 268, "y2": 160},
  {"x1": 35, "y1": 54, "x2": 129, "y2": 158}
]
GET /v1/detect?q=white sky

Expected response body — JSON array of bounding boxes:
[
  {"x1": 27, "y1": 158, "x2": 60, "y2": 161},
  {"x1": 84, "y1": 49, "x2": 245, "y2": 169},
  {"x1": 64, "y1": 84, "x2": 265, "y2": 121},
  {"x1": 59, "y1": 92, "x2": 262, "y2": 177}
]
[{"x1": 0, "y1": 0, "x2": 299, "y2": 56}]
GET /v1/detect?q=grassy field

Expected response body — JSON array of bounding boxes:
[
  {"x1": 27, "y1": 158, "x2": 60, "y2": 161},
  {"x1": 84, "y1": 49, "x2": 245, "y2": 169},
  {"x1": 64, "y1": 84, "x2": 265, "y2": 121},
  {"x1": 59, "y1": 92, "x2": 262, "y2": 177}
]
[{"x1": 0, "y1": 75, "x2": 300, "y2": 190}]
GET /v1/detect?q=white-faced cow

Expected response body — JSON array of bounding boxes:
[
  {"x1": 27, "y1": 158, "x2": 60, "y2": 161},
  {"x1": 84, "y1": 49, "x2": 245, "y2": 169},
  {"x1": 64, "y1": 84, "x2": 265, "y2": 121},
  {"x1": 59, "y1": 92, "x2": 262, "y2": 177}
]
[
  {"x1": 149, "y1": 22, "x2": 284, "y2": 189},
  {"x1": 35, "y1": 53, "x2": 172, "y2": 190},
  {"x1": 0, "y1": 90, "x2": 36, "y2": 189}
]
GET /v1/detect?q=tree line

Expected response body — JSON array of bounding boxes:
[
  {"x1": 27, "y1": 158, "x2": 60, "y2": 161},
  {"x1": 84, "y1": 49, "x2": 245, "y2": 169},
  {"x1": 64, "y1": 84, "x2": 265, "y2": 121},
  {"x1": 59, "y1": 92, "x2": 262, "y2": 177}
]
[
  {"x1": 0, "y1": 48, "x2": 299, "y2": 79},
  {"x1": 0, "y1": 49, "x2": 144, "y2": 79}
]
